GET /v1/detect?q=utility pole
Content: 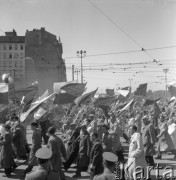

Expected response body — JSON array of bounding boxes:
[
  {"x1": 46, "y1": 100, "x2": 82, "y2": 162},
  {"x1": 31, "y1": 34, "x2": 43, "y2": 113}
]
[
  {"x1": 76, "y1": 50, "x2": 86, "y2": 83},
  {"x1": 72, "y1": 65, "x2": 74, "y2": 81},
  {"x1": 163, "y1": 68, "x2": 169, "y2": 100},
  {"x1": 129, "y1": 78, "x2": 133, "y2": 93},
  {"x1": 74, "y1": 70, "x2": 80, "y2": 83}
]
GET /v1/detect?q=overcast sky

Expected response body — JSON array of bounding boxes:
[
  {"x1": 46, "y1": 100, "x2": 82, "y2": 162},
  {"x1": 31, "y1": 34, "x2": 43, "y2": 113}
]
[{"x1": 0, "y1": 0, "x2": 176, "y2": 93}]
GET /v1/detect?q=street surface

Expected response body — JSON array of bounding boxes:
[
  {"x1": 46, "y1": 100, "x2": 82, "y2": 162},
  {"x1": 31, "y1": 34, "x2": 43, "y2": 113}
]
[{"x1": 0, "y1": 128, "x2": 175, "y2": 180}]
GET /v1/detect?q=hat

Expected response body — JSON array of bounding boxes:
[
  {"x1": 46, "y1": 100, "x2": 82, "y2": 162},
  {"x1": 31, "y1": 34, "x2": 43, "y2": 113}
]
[
  {"x1": 142, "y1": 116, "x2": 149, "y2": 121},
  {"x1": 89, "y1": 114, "x2": 94, "y2": 117},
  {"x1": 70, "y1": 123, "x2": 76, "y2": 127},
  {"x1": 86, "y1": 118, "x2": 91, "y2": 123},
  {"x1": 102, "y1": 124, "x2": 109, "y2": 130},
  {"x1": 103, "y1": 152, "x2": 118, "y2": 163},
  {"x1": 31, "y1": 120, "x2": 38, "y2": 126},
  {"x1": 35, "y1": 148, "x2": 52, "y2": 159}
]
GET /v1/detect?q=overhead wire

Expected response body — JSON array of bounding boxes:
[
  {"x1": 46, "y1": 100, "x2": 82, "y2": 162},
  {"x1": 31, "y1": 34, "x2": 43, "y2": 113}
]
[{"x1": 86, "y1": 0, "x2": 163, "y2": 62}]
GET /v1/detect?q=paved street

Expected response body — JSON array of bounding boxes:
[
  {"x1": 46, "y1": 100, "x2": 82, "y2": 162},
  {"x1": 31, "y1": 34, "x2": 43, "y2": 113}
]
[{"x1": 0, "y1": 129, "x2": 175, "y2": 180}]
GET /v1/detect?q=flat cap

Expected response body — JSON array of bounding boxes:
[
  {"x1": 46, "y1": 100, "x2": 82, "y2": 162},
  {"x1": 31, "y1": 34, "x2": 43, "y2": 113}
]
[
  {"x1": 103, "y1": 152, "x2": 118, "y2": 163},
  {"x1": 31, "y1": 120, "x2": 38, "y2": 126},
  {"x1": 70, "y1": 123, "x2": 76, "y2": 126},
  {"x1": 36, "y1": 148, "x2": 52, "y2": 159}
]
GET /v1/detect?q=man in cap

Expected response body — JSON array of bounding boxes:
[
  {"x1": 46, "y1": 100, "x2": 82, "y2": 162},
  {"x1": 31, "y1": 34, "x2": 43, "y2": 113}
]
[
  {"x1": 108, "y1": 113, "x2": 124, "y2": 162},
  {"x1": 102, "y1": 124, "x2": 113, "y2": 152},
  {"x1": 47, "y1": 126, "x2": 67, "y2": 180},
  {"x1": 25, "y1": 148, "x2": 60, "y2": 180},
  {"x1": 93, "y1": 152, "x2": 118, "y2": 180},
  {"x1": 72, "y1": 125, "x2": 91, "y2": 178},
  {"x1": 24, "y1": 121, "x2": 42, "y2": 175},
  {"x1": 0, "y1": 124, "x2": 14, "y2": 177},
  {"x1": 63, "y1": 126, "x2": 80, "y2": 172},
  {"x1": 141, "y1": 116, "x2": 156, "y2": 166},
  {"x1": 89, "y1": 132, "x2": 103, "y2": 180}
]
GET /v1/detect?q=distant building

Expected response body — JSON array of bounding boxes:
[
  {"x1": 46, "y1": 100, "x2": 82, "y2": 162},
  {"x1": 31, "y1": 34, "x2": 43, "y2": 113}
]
[
  {"x1": 0, "y1": 28, "x2": 67, "y2": 93},
  {"x1": 25, "y1": 27, "x2": 66, "y2": 93},
  {"x1": 0, "y1": 29, "x2": 25, "y2": 87}
]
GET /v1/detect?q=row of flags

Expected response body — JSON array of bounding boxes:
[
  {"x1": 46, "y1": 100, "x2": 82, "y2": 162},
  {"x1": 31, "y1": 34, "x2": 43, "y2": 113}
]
[{"x1": 0, "y1": 80, "x2": 175, "y2": 126}]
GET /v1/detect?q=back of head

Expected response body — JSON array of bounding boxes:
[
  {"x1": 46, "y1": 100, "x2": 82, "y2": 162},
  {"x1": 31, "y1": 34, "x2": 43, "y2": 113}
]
[{"x1": 48, "y1": 126, "x2": 56, "y2": 135}]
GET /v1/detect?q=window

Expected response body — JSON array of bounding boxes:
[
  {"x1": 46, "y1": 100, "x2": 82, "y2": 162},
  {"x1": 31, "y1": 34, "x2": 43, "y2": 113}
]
[
  {"x1": 9, "y1": 53, "x2": 12, "y2": 59},
  {"x1": 15, "y1": 44, "x2": 18, "y2": 50},
  {"x1": 14, "y1": 53, "x2": 18, "y2": 59},
  {"x1": 20, "y1": 53, "x2": 23, "y2": 59},
  {"x1": 3, "y1": 61, "x2": 6, "y2": 66},
  {"x1": 3, "y1": 53, "x2": 6, "y2": 59},
  {"x1": 3, "y1": 44, "x2": 6, "y2": 50},
  {"x1": 9, "y1": 44, "x2": 12, "y2": 50},
  {"x1": 20, "y1": 44, "x2": 23, "y2": 50}
]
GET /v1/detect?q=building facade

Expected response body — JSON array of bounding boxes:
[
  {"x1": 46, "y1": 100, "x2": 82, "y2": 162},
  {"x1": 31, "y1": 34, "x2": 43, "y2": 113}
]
[
  {"x1": 0, "y1": 30, "x2": 25, "y2": 87},
  {"x1": 0, "y1": 28, "x2": 67, "y2": 93},
  {"x1": 25, "y1": 27, "x2": 67, "y2": 93}
]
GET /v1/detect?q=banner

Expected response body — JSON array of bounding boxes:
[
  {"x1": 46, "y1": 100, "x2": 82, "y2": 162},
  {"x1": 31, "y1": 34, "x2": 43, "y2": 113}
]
[
  {"x1": 74, "y1": 88, "x2": 98, "y2": 106},
  {"x1": 134, "y1": 83, "x2": 147, "y2": 96},
  {"x1": 0, "y1": 83, "x2": 8, "y2": 104}
]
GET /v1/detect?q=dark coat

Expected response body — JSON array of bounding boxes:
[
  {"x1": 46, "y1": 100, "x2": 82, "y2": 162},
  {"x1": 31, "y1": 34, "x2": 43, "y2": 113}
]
[
  {"x1": 142, "y1": 123, "x2": 156, "y2": 156},
  {"x1": 68, "y1": 128, "x2": 80, "y2": 152},
  {"x1": 79, "y1": 131, "x2": 91, "y2": 157},
  {"x1": 47, "y1": 135, "x2": 67, "y2": 180},
  {"x1": 102, "y1": 132, "x2": 113, "y2": 152},
  {"x1": 90, "y1": 140, "x2": 103, "y2": 176},
  {"x1": 29, "y1": 129, "x2": 42, "y2": 166},
  {"x1": 12, "y1": 128, "x2": 27, "y2": 157},
  {"x1": 0, "y1": 132, "x2": 13, "y2": 169}
]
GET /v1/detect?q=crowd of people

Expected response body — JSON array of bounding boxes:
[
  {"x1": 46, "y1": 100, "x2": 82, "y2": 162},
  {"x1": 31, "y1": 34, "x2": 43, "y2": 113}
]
[{"x1": 0, "y1": 98, "x2": 175, "y2": 180}]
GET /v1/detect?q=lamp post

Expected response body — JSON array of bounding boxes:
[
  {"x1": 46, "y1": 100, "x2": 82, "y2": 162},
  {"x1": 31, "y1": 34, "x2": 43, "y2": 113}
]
[
  {"x1": 163, "y1": 68, "x2": 169, "y2": 100},
  {"x1": 76, "y1": 50, "x2": 86, "y2": 83},
  {"x1": 25, "y1": 57, "x2": 36, "y2": 85}
]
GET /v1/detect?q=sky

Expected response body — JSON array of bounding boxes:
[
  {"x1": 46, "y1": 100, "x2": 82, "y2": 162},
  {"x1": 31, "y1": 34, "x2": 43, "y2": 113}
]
[{"x1": 0, "y1": 0, "x2": 176, "y2": 93}]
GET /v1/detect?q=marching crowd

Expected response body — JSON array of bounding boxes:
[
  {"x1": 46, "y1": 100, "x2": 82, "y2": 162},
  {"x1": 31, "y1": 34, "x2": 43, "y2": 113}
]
[{"x1": 0, "y1": 102, "x2": 175, "y2": 180}]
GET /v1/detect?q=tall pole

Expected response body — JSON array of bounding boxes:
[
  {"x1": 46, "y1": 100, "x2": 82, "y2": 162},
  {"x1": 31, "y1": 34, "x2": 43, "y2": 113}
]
[
  {"x1": 77, "y1": 50, "x2": 86, "y2": 83},
  {"x1": 129, "y1": 78, "x2": 133, "y2": 93},
  {"x1": 163, "y1": 68, "x2": 169, "y2": 100},
  {"x1": 72, "y1": 65, "x2": 74, "y2": 81}
]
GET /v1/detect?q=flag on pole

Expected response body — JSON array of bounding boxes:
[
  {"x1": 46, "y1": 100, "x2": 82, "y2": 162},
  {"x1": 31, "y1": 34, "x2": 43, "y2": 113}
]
[
  {"x1": 152, "y1": 102, "x2": 162, "y2": 117},
  {"x1": 143, "y1": 98, "x2": 161, "y2": 107},
  {"x1": 93, "y1": 96, "x2": 116, "y2": 107},
  {"x1": 134, "y1": 83, "x2": 147, "y2": 96},
  {"x1": 117, "y1": 89, "x2": 129, "y2": 97},
  {"x1": 20, "y1": 93, "x2": 55, "y2": 125},
  {"x1": 9, "y1": 83, "x2": 38, "y2": 109},
  {"x1": 106, "y1": 89, "x2": 114, "y2": 96},
  {"x1": 60, "y1": 82, "x2": 86, "y2": 97},
  {"x1": 0, "y1": 83, "x2": 8, "y2": 104},
  {"x1": 74, "y1": 88, "x2": 98, "y2": 106},
  {"x1": 168, "y1": 85, "x2": 176, "y2": 97},
  {"x1": 54, "y1": 82, "x2": 87, "y2": 105}
]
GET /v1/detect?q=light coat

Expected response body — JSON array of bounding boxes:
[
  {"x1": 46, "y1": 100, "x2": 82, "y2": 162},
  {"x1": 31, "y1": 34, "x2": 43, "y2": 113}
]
[{"x1": 125, "y1": 132, "x2": 147, "y2": 180}]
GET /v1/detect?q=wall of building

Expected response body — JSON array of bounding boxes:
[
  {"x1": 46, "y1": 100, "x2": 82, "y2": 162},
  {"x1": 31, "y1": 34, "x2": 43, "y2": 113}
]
[
  {"x1": 25, "y1": 28, "x2": 66, "y2": 94},
  {"x1": 0, "y1": 31, "x2": 25, "y2": 88}
]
